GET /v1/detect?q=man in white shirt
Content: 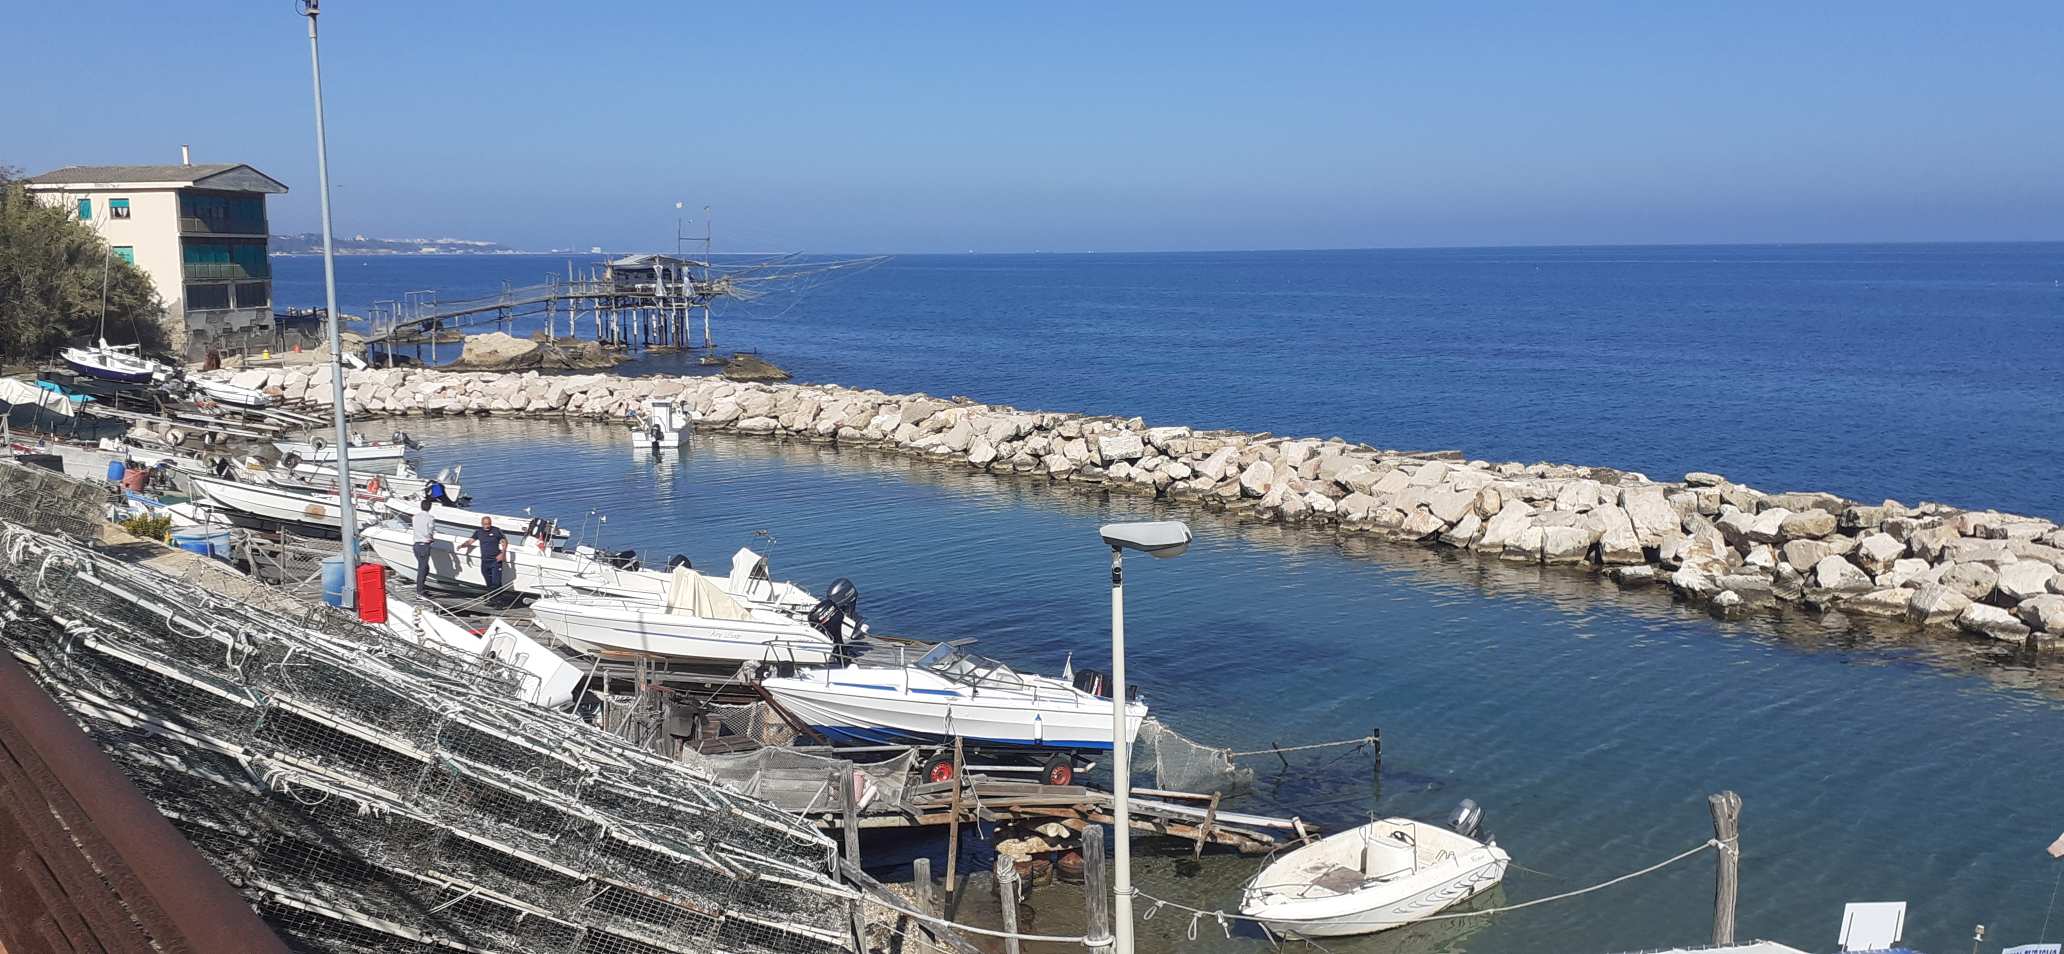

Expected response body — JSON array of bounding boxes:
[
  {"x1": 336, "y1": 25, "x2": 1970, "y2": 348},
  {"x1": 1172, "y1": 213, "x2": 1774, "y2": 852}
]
[{"x1": 411, "y1": 498, "x2": 437, "y2": 597}]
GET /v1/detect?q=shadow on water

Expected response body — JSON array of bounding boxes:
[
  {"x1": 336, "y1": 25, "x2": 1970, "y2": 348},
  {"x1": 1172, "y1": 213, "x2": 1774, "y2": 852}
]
[{"x1": 403, "y1": 417, "x2": 2064, "y2": 954}]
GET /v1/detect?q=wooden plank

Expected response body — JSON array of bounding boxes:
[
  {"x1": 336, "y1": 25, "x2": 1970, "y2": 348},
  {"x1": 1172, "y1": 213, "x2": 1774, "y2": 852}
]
[
  {"x1": 1082, "y1": 824, "x2": 1112, "y2": 954},
  {"x1": 944, "y1": 737, "x2": 964, "y2": 908},
  {"x1": 994, "y1": 855, "x2": 1022, "y2": 954},
  {"x1": 1192, "y1": 792, "x2": 1221, "y2": 860}
]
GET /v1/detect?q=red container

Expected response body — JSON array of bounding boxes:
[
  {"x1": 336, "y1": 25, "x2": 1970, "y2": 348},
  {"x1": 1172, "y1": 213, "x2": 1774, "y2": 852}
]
[{"x1": 355, "y1": 563, "x2": 388, "y2": 623}]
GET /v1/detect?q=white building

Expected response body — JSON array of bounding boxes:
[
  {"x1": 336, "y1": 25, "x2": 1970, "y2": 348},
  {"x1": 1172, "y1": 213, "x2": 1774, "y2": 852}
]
[{"x1": 24, "y1": 158, "x2": 288, "y2": 358}]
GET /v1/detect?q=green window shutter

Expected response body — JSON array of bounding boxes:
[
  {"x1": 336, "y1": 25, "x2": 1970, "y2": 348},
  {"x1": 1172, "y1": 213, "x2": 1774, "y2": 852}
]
[
  {"x1": 110, "y1": 198, "x2": 130, "y2": 219},
  {"x1": 113, "y1": 246, "x2": 135, "y2": 265},
  {"x1": 77, "y1": 198, "x2": 92, "y2": 220}
]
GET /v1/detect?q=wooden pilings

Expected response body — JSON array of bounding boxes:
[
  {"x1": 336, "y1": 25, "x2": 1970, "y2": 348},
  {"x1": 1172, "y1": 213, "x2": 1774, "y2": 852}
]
[
  {"x1": 993, "y1": 856, "x2": 1023, "y2": 954},
  {"x1": 944, "y1": 737, "x2": 966, "y2": 909},
  {"x1": 1709, "y1": 790, "x2": 1741, "y2": 946},
  {"x1": 1082, "y1": 824, "x2": 1113, "y2": 954}
]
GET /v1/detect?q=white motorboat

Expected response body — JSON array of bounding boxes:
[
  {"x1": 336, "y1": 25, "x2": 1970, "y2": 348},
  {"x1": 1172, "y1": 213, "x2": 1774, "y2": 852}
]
[
  {"x1": 61, "y1": 339, "x2": 172, "y2": 386},
  {"x1": 379, "y1": 495, "x2": 563, "y2": 539},
  {"x1": 757, "y1": 642, "x2": 1149, "y2": 757},
  {"x1": 1239, "y1": 804, "x2": 1510, "y2": 938},
  {"x1": 565, "y1": 548, "x2": 851, "y2": 620},
  {"x1": 364, "y1": 524, "x2": 576, "y2": 595},
  {"x1": 276, "y1": 435, "x2": 413, "y2": 466},
  {"x1": 629, "y1": 396, "x2": 691, "y2": 449},
  {"x1": 189, "y1": 377, "x2": 276, "y2": 409},
  {"x1": 188, "y1": 473, "x2": 376, "y2": 530},
  {"x1": 378, "y1": 598, "x2": 583, "y2": 709},
  {"x1": 284, "y1": 459, "x2": 462, "y2": 501},
  {"x1": 528, "y1": 567, "x2": 839, "y2": 666}
]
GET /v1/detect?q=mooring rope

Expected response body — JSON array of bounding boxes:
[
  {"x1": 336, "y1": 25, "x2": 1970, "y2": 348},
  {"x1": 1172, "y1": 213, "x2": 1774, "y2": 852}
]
[
  {"x1": 1131, "y1": 836, "x2": 1729, "y2": 935},
  {"x1": 1226, "y1": 734, "x2": 1377, "y2": 758}
]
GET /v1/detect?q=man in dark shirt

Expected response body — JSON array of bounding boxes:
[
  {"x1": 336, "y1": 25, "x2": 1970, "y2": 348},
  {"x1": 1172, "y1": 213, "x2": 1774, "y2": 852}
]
[{"x1": 456, "y1": 515, "x2": 511, "y2": 592}]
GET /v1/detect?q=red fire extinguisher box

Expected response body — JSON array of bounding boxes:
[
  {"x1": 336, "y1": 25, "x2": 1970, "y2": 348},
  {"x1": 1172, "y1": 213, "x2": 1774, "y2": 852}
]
[{"x1": 355, "y1": 563, "x2": 388, "y2": 623}]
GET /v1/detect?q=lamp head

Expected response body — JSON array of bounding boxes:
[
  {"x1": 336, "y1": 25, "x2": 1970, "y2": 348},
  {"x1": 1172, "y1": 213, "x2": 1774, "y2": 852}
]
[{"x1": 1100, "y1": 521, "x2": 1191, "y2": 559}]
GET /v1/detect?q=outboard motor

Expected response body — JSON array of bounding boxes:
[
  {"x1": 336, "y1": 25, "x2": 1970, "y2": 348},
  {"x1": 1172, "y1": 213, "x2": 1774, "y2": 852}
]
[
  {"x1": 605, "y1": 549, "x2": 641, "y2": 571},
  {"x1": 667, "y1": 554, "x2": 693, "y2": 571},
  {"x1": 807, "y1": 578, "x2": 861, "y2": 642},
  {"x1": 1447, "y1": 799, "x2": 1485, "y2": 841},
  {"x1": 280, "y1": 452, "x2": 304, "y2": 470},
  {"x1": 393, "y1": 430, "x2": 421, "y2": 450},
  {"x1": 1070, "y1": 668, "x2": 1142, "y2": 702}
]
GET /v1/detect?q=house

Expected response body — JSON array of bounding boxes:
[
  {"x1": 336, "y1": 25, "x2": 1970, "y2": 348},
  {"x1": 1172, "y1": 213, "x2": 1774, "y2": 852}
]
[{"x1": 24, "y1": 155, "x2": 288, "y2": 359}]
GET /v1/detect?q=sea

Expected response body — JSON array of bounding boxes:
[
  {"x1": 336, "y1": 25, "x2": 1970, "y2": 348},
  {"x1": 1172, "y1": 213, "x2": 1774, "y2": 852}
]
[{"x1": 276, "y1": 244, "x2": 2064, "y2": 954}]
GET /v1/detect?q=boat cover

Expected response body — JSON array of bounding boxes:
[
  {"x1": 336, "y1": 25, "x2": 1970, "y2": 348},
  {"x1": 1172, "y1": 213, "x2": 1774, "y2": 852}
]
[
  {"x1": 728, "y1": 547, "x2": 770, "y2": 593},
  {"x1": 665, "y1": 565, "x2": 752, "y2": 621},
  {"x1": 0, "y1": 378, "x2": 78, "y2": 417}
]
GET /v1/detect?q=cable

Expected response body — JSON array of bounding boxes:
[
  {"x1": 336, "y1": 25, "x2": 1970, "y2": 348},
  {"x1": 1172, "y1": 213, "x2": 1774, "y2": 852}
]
[{"x1": 1226, "y1": 735, "x2": 1377, "y2": 758}]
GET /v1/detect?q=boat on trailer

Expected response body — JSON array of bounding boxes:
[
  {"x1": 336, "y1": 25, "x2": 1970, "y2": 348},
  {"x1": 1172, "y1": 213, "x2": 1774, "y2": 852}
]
[
  {"x1": 189, "y1": 377, "x2": 276, "y2": 409},
  {"x1": 60, "y1": 339, "x2": 172, "y2": 386},
  {"x1": 756, "y1": 641, "x2": 1148, "y2": 782},
  {"x1": 1239, "y1": 802, "x2": 1510, "y2": 938}
]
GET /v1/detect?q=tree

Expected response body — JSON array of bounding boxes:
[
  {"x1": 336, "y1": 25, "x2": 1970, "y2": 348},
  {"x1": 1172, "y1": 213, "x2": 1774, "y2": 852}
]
[{"x1": 0, "y1": 164, "x2": 169, "y2": 362}]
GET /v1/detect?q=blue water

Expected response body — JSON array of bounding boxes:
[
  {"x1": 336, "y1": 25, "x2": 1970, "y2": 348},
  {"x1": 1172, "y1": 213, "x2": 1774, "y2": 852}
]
[
  {"x1": 402, "y1": 420, "x2": 2064, "y2": 954},
  {"x1": 277, "y1": 243, "x2": 2064, "y2": 518},
  {"x1": 282, "y1": 246, "x2": 2064, "y2": 953}
]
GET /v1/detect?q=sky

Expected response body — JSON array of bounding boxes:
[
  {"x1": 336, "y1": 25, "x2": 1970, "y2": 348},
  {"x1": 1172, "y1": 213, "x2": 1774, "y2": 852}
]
[{"x1": 4, "y1": 2, "x2": 2061, "y2": 253}]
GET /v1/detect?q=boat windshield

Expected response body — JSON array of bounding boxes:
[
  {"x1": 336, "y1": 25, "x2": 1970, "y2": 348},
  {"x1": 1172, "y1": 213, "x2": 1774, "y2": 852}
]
[{"x1": 916, "y1": 643, "x2": 1024, "y2": 689}]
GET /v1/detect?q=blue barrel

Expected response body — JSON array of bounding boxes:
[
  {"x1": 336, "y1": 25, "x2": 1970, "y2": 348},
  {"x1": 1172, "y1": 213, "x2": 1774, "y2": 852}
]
[
  {"x1": 171, "y1": 527, "x2": 232, "y2": 561},
  {"x1": 106, "y1": 459, "x2": 125, "y2": 483},
  {"x1": 321, "y1": 556, "x2": 347, "y2": 607}
]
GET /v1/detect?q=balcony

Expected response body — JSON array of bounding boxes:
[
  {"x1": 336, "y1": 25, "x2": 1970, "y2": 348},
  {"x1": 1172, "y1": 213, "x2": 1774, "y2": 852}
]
[
  {"x1": 182, "y1": 262, "x2": 270, "y2": 281},
  {"x1": 180, "y1": 216, "x2": 269, "y2": 236}
]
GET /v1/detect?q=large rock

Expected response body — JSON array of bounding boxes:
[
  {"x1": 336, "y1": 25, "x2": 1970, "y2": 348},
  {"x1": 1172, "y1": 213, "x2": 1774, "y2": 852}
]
[
  {"x1": 1476, "y1": 505, "x2": 1536, "y2": 551},
  {"x1": 1876, "y1": 558, "x2": 1934, "y2": 589},
  {"x1": 1620, "y1": 486, "x2": 1680, "y2": 546},
  {"x1": 2015, "y1": 594, "x2": 2064, "y2": 633},
  {"x1": 1399, "y1": 508, "x2": 1446, "y2": 540},
  {"x1": 1852, "y1": 533, "x2": 1905, "y2": 576},
  {"x1": 1779, "y1": 510, "x2": 1838, "y2": 540},
  {"x1": 1746, "y1": 507, "x2": 1793, "y2": 544},
  {"x1": 1716, "y1": 508, "x2": 1757, "y2": 548},
  {"x1": 1957, "y1": 603, "x2": 2030, "y2": 641},
  {"x1": 1842, "y1": 588, "x2": 1914, "y2": 618},
  {"x1": 1336, "y1": 492, "x2": 1382, "y2": 523},
  {"x1": 1940, "y1": 562, "x2": 2000, "y2": 601},
  {"x1": 1552, "y1": 479, "x2": 1604, "y2": 511},
  {"x1": 1780, "y1": 539, "x2": 1835, "y2": 572},
  {"x1": 1238, "y1": 461, "x2": 1276, "y2": 498},
  {"x1": 1811, "y1": 556, "x2": 1872, "y2": 593},
  {"x1": 1540, "y1": 526, "x2": 1600, "y2": 564},
  {"x1": 447, "y1": 331, "x2": 545, "y2": 371},
  {"x1": 1684, "y1": 471, "x2": 1726, "y2": 487},
  {"x1": 1096, "y1": 432, "x2": 1145, "y2": 463},
  {"x1": 1196, "y1": 447, "x2": 1238, "y2": 482},
  {"x1": 1997, "y1": 561, "x2": 2059, "y2": 602},
  {"x1": 1425, "y1": 486, "x2": 1477, "y2": 524},
  {"x1": 1906, "y1": 584, "x2": 1971, "y2": 626}
]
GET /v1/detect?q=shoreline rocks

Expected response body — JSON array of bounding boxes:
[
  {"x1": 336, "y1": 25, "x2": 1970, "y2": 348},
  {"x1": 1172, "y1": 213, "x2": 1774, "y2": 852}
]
[{"x1": 207, "y1": 365, "x2": 2064, "y2": 647}]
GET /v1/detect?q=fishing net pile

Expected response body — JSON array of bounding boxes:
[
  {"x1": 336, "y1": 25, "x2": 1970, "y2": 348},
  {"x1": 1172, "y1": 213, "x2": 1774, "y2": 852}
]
[
  {"x1": 0, "y1": 518, "x2": 859, "y2": 954},
  {"x1": 1134, "y1": 717, "x2": 1255, "y2": 796}
]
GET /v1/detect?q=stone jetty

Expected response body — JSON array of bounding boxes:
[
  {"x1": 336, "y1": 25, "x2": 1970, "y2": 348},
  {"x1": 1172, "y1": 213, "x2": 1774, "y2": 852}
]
[{"x1": 206, "y1": 364, "x2": 2064, "y2": 645}]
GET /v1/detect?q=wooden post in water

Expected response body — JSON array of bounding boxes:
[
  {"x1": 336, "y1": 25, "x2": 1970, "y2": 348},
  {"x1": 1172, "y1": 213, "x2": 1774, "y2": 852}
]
[
  {"x1": 1192, "y1": 791, "x2": 1221, "y2": 860},
  {"x1": 1709, "y1": 790, "x2": 1741, "y2": 946},
  {"x1": 913, "y1": 857, "x2": 935, "y2": 918},
  {"x1": 1082, "y1": 824, "x2": 1112, "y2": 954},
  {"x1": 993, "y1": 855, "x2": 1023, "y2": 954},
  {"x1": 944, "y1": 738, "x2": 966, "y2": 909},
  {"x1": 840, "y1": 766, "x2": 862, "y2": 866}
]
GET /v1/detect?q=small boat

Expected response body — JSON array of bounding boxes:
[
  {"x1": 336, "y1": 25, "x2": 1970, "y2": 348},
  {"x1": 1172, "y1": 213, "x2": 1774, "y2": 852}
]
[
  {"x1": 379, "y1": 495, "x2": 564, "y2": 539},
  {"x1": 189, "y1": 376, "x2": 276, "y2": 409},
  {"x1": 757, "y1": 642, "x2": 1148, "y2": 761},
  {"x1": 61, "y1": 339, "x2": 172, "y2": 386},
  {"x1": 276, "y1": 434, "x2": 413, "y2": 466},
  {"x1": 528, "y1": 567, "x2": 840, "y2": 666},
  {"x1": 1239, "y1": 802, "x2": 1510, "y2": 938},
  {"x1": 379, "y1": 598, "x2": 584, "y2": 709},
  {"x1": 284, "y1": 459, "x2": 463, "y2": 501},
  {"x1": 629, "y1": 396, "x2": 692, "y2": 449},
  {"x1": 187, "y1": 473, "x2": 375, "y2": 532}
]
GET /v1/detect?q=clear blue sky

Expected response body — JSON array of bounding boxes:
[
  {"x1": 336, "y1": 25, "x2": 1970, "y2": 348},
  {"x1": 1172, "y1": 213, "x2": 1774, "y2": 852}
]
[{"x1": 6, "y1": 2, "x2": 2060, "y2": 253}]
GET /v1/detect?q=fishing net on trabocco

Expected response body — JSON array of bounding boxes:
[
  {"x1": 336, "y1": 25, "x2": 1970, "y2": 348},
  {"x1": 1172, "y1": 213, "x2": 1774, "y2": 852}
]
[{"x1": 1135, "y1": 717, "x2": 1255, "y2": 796}]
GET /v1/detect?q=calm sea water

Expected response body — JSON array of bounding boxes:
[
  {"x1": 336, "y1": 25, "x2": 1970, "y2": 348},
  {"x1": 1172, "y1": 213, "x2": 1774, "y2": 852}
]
[
  {"x1": 278, "y1": 244, "x2": 2064, "y2": 518},
  {"x1": 279, "y1": 247, "x2": 2064, "y2": 953},
  {"x1": 399, "y1": 420, "x2": 2064, "y2": 954}
]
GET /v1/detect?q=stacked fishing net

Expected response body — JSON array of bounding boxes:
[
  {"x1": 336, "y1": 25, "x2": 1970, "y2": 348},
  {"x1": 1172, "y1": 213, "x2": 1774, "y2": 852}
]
[{"x1": 0, "y1": 523, "x2": 858, "y2": 954}]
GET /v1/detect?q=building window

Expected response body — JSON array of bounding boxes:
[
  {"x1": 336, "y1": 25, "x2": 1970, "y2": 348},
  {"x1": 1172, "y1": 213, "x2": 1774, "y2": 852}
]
[
  {"x1": 113, "y1": 246, "x2": 135, "y2": 265},
  {"x1": 110, "y1": 198, "x2": 131, "y2": 219},
  {"x1": 76, "y1": 198, "x2": 92, "y2": 220},
  {"x1": 233, "y1": 281, "x2": 271, "y2": 310},
  {"x1": 185, "y1": 283, "x2": 232, "y2": 311}
]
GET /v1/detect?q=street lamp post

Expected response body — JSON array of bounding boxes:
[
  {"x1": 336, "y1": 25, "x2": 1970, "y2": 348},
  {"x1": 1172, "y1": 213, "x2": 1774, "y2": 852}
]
[
  {"x1": 299, "y1": 0, "x2": 359, "y2": 606},
  {"x1": 1097, "y1": 520, "x2": 1191, "y2": 954}
]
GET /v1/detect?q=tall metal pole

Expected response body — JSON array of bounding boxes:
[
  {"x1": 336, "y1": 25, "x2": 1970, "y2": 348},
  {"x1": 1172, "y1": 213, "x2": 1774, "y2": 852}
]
[
  {"x1": 302, "y1": 0, "x2": 359, "y2": 606},
  {"x1": 1109, "y1": 546, "x2": 1134, "y2": 954}
]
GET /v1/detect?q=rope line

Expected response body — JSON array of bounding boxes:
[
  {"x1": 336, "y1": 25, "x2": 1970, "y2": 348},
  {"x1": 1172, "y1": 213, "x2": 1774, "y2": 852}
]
[
  {"x1": 1133, "y1": 836, "x2": 1726, "y2": 930},
  {"x1": 1226, "y1": 735, "x2": 1376, "y2": 758}
]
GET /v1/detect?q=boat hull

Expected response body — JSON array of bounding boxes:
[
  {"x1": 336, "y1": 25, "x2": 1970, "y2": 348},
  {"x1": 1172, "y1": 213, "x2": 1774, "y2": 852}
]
[
  {"x1": 529, "y1": 597, "x2": 836, "y2": 666},
  {"x1": 762, "y1": 679, "x2": 1147, "y2": 752},
  {"x1": 189, "y1": 475, "x2": 371, "y2": 531},
  {"x1": 62, "y1": 354, "x2": 153, "y2": 385},
  {"x1": 1241, "y1": 819, "x2": 1510, "y2": 938}
]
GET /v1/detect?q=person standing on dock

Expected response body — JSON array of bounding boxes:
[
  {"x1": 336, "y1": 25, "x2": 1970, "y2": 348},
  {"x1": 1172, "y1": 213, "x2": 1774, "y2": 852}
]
[
  {"x1": 457, "y1": 516, "x2": 510, "y2": 593},
  {"x1": 411, "y1": 499, "x2": 437, "y2": 597}
]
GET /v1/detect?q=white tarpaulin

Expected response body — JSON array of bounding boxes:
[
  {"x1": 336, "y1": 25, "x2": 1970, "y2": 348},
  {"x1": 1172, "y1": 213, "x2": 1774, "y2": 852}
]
[
  {"x1": 664, "y1": 565, "x2": 751, "y2": 621},
  {"x1": 0, "y1": 378, "x2": 78, "y2": 418}
]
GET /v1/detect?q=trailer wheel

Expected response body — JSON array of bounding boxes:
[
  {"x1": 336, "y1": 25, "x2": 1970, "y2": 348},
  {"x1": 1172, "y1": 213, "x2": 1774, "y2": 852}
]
[
  {"x1": 922, "y1": 753, "x2": 957, "y2": 783},
  {"x1": 1039, "y1": 755, "x2": 1073, "y2": 787}
]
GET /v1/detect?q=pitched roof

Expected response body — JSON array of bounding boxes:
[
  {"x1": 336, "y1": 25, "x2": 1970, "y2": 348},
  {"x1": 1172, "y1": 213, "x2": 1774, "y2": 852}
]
[{"x1": 23, "y1": 163, "x2": 288, "y2": 193}]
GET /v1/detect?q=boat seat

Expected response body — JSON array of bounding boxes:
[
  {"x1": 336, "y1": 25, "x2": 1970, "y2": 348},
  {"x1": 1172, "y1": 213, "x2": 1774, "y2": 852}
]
[{"x1": 1310, "y1": 865, "x2": 1366, "y2": 895}]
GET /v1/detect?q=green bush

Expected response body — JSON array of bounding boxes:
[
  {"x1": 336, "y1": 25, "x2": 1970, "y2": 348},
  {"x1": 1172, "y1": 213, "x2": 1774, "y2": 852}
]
[
  {"x1": 119, "y1": 513, "x2": 174, "y2": 541},
  {"x1": 0, "y1": 165, "x2": 168, "y2": 361}
]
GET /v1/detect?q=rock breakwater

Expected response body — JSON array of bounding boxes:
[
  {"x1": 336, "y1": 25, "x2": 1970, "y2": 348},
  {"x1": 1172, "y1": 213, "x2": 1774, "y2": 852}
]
[{"x1": 209, "y1": 365, "x2": 2064, "y2": 646}]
